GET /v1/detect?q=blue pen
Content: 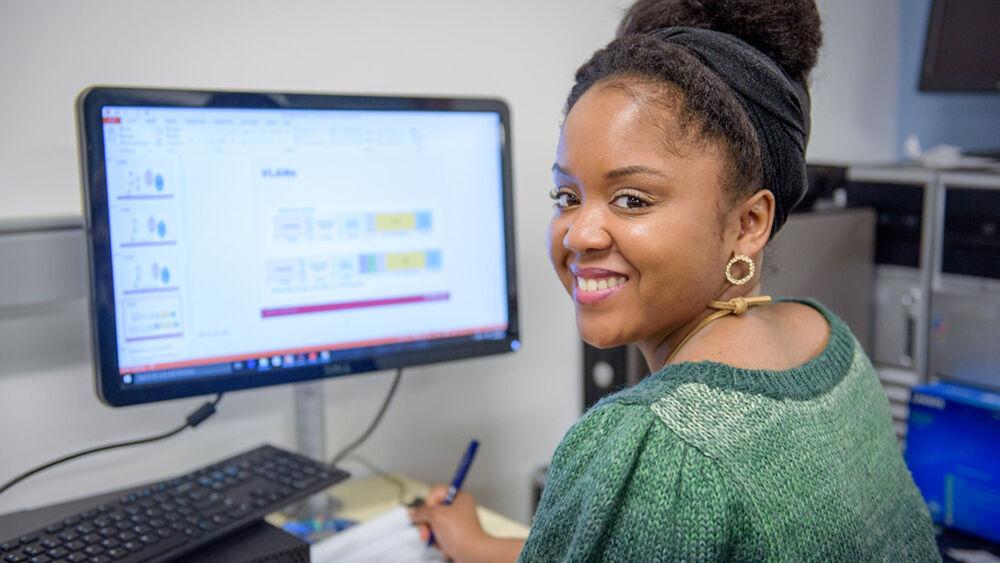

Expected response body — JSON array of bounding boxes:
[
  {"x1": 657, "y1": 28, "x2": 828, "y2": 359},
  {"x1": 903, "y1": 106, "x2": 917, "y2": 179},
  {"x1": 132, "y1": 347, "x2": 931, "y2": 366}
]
[{"x1": 427, "y1": 439, "x2": 479, "y2": 547}]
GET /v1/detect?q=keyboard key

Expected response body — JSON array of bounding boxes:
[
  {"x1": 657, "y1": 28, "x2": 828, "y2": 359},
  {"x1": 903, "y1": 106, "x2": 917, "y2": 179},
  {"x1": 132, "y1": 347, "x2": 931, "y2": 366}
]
[
  {"x1": 83, "y1": 545, "x2": 104, "y2": 556},
  {"x1": 28, "y1": 555, "x2": 52, "y2": 563},
  {"x1": 64, "y1": 541, "x2": 85, "y2": 552},
  {"x1": 17, "y1": 537, "x2": 36, "y2": 547},
  {"x1": 66, "y1": 553, "x2": 88, "y2": 562},
  {"x1": 98, "y1": 539, "x2": 119, "y2": 550},
  {"x1": 105, "y1": 548, "x2": 128, "y2": 560},
  {"x1": 227, "y1": 507, "x2": 249, "y2": 519},
  {"x1": 3, "y1": 553, "x2": 26, "y2": 562},
  {"x1": 44, "y1": 548, "x2": 68, "y2": 559},
  {"x1": 114, "y1": 532, "x2": 134, "y2": 543},
  {"x1": 37, "y1": 540, "x2": 59, "y2": 551},
  {"x1": 0, "y1": 542, "x2": 17, "y2": 552}
]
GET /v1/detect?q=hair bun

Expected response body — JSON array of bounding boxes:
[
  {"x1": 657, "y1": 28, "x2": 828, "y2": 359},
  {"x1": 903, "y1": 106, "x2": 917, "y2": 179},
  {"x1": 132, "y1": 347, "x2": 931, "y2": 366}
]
[{"x1": 617, "y1": 0, "x2": 822, "y2": 83}]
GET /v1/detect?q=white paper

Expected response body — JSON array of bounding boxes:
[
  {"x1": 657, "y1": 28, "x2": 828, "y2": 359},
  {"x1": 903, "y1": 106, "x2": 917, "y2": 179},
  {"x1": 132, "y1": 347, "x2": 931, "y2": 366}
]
[{"x1": 311, "y1": 507, "x2": 447, "y2": 563}]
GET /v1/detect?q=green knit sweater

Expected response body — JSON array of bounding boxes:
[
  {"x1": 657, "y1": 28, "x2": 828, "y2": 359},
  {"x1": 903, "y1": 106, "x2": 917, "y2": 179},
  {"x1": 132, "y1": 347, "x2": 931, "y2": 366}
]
[{"x1": 520, "y1": 299, "x2": 940, "y2": 562}]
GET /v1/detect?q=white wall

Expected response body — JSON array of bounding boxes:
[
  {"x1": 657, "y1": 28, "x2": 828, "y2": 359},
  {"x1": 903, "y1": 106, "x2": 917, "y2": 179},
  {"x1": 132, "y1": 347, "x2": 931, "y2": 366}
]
[
  {"x1": 808, "y1": 0, "x2": 901, "y2": 163},
  {"x1": 0, "y1": 0, "x2": 901, "y2": 524}
]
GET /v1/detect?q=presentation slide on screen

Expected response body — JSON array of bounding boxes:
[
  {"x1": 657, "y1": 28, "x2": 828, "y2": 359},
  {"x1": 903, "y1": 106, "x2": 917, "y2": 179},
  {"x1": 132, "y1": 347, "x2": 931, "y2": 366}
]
[{"x1": 101, "y1": 106, "x2": 508, "y2": 373}]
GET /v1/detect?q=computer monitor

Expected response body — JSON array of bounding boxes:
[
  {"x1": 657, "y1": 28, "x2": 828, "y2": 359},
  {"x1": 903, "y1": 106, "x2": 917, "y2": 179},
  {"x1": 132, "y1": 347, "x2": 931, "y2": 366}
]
[
  {"x1": 77, "y1": 87, "x2": 518, "y2": 407},
  {"x1": 920, "y1": 0, "x2": 1000, "y2": 92}
]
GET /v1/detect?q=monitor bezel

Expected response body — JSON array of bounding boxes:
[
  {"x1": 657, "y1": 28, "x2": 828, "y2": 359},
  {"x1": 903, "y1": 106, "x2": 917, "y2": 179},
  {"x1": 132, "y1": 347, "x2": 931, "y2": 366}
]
[{"x1": 77, "y1": 86, "x2": 519, "y2": 407}]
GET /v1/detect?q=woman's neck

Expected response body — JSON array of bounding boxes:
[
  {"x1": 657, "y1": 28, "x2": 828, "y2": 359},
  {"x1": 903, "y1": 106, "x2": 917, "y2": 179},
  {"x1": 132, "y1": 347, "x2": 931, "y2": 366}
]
[{"x1": 638, "y1": 282, "x2": 765, "y2": 373}]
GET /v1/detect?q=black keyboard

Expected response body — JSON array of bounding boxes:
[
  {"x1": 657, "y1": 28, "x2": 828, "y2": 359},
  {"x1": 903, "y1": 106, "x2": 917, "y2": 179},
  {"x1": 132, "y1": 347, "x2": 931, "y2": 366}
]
[{"x1": 0, "y1": 444, "x2": 348, "y2": 563}]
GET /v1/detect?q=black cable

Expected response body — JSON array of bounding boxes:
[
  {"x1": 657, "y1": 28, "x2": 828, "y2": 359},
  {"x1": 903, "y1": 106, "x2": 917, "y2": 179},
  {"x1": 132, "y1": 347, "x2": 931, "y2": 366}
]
[
  {"x1": 345, "y1": 453, "x2": 409, "y2": 505},
  {"x1": 330, "y1": 368, "x2": 403, "y2": 466},
  {"x1": 0, "y1": 394, "x2": 223, "y2": 497}
]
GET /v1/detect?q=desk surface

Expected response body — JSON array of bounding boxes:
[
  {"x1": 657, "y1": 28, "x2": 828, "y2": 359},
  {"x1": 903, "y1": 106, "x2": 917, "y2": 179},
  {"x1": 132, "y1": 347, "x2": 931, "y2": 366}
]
[{"x1": 267, "y1": 473, "x2": 530, "y2": 539}]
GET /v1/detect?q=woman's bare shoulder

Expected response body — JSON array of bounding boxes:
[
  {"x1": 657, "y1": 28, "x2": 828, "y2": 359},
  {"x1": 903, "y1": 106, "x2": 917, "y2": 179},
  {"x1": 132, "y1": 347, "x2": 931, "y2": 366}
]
[{"x1": 672, "y1": 301, "x2": 830, "y2": 371}]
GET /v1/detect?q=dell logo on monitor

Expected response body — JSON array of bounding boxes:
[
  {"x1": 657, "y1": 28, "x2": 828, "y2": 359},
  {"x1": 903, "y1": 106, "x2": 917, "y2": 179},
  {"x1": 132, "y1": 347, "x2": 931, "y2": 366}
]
[{"x1": 323, "y1": 363, "x2": 353, "y2": 376}]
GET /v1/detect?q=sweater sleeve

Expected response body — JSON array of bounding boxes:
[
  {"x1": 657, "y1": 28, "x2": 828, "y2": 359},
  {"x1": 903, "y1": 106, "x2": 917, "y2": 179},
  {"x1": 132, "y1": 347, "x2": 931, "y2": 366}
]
[{"x1": 519, "y1": 402, "x2": 754, "y2": 562}]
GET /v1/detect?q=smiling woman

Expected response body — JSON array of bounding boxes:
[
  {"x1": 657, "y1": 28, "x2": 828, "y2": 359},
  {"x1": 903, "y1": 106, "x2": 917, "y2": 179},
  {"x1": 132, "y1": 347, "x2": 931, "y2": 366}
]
[
  {"x1": 409, "y1": 0, "x2": 941, "y2": 561},
  {"x1": 549, "y1": 85, "x2": 744, "y2": 357}
]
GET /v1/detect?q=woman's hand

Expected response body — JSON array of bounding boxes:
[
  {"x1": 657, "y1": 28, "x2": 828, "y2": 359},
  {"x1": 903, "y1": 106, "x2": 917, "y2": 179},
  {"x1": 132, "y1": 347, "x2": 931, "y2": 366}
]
[{"x1": 408, "y1": 484, "x2": 488, "y2": 561}]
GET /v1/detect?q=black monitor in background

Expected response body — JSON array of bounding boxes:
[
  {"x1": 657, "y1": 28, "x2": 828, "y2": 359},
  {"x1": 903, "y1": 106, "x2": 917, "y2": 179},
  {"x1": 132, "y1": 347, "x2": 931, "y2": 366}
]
[
  {"x1": 77, "y1": 87, "x2": 519, "y2": 407},
  {"x1": 920, "y1": 0, "x2": 1000, "y2": 92}
]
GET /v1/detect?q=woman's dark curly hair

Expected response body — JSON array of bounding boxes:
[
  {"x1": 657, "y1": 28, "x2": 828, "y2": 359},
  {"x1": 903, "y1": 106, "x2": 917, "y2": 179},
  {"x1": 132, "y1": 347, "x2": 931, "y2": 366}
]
[{"x1": 567, "y1": 0, "x2": 822, "y2": 206}]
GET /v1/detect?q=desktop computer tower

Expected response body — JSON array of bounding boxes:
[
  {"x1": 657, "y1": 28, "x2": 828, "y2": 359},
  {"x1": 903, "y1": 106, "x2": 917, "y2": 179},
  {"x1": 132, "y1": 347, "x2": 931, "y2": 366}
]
[
  {"x1": 845, "y1": 166, "x2": 939, "y2": 440},
  {"x1": 846, "y1": 166, "x2": 1000, "y2": 396},
  {"x1": 581, "y1": 342, "x2": 647, "y2": 412},
  {"x1": 927, "y1": 177, "x2": 1000, "y2": 393}
]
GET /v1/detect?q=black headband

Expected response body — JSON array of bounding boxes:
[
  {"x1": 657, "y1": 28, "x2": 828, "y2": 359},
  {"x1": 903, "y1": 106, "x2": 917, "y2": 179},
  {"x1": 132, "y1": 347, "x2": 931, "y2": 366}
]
[{"x1": 649, "y1": 27, "x2": 811, "y2": 236}]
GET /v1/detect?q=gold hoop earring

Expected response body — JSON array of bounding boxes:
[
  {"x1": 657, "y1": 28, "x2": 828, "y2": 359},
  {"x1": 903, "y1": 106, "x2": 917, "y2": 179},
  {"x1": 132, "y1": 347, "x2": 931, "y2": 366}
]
[{"x1": 725, "y1": 254, "x2": 755, "y2": 285}]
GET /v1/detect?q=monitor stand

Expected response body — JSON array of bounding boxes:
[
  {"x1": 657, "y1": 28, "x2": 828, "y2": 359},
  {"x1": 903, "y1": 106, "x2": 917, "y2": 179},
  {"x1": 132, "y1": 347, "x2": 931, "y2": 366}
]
[{"x1": 293, "y1": 381, "x2": 343, "y2": 520}]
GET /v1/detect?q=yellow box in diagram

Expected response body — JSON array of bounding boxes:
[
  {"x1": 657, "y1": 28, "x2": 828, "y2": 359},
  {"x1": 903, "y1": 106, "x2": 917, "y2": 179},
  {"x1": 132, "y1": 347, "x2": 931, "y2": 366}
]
[
  {"x1": 385, "y1": 251, "x2": 427, "y2": 271},
  {"x1": 375, "y1": 212, "x2": 417, "y2": 232}
]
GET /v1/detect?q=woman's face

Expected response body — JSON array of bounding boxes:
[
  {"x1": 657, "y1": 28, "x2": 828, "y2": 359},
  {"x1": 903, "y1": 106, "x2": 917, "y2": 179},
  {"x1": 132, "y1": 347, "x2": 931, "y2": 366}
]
[{"x1": 548, "y1": 84, "x2": 736, "y2": 349}]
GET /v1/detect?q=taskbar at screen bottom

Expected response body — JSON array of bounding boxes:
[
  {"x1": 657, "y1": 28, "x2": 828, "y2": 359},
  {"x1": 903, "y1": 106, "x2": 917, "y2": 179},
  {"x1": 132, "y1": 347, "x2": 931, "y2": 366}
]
[{"x1": 119, "y1": 327, "x2": 512, "y2": 388}]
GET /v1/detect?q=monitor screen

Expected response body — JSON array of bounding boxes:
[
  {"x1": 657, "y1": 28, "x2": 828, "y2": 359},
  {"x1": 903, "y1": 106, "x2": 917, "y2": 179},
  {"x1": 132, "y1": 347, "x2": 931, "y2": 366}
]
[
  {"x1": 78, "y1": 87, "x2": 518, "y2": 406},
  {"x1": 920, "y1": 0, "x2": 1000, "y2": 92}
]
